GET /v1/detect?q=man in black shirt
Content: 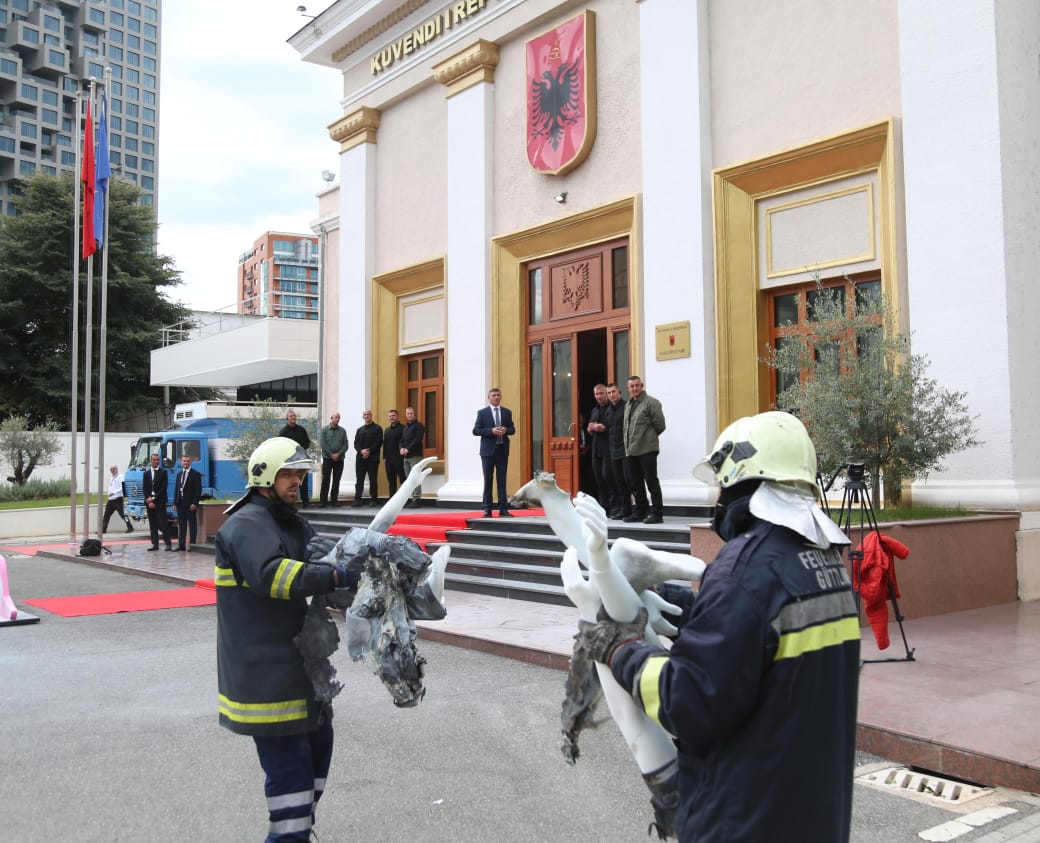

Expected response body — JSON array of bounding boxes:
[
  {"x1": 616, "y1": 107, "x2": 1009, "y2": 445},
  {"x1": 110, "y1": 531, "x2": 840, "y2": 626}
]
[
  {"x1": 398, "y1": 407, "x2": 426, "y2": 508},
  {"x1": 352, "y1": 409, "x2": 383, "y2": 506},
  {"x1": 382, "y1": 408, "x2": 406, "y2": 499},
  {"x1": 278, "y1": 409, "x2": 312, "y2": 507}
]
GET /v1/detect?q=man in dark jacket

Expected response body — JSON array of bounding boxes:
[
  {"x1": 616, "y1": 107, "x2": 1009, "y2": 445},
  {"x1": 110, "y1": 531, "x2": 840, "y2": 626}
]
[
  {"x1": 319, "y1": 412, "x2": 348, "y2": 508},
  {"x1": 585, "y1": 383, "x2": 615, "y2": 514},
  {"x1": 352, "y1": 409, "x2": 383, "y2": 506},
  {"x1": 215, "y1": 437, "x2": 356, "y2": 842},
  {"x1": 623, "y1": 375, "x2": 667, "y2": 524},
  {"x1": 174, "y1": 454, "x2": 202, "y2": 551},
  {"x1": 142, "y1": 452, "x2": 172, "y2": 551},
  {"x1": 580, "y1": 412, "x2": 860, "y2": 843},
  {"x1": 278, "y1": 409, "x2": 312, "y2": 506},
  {"x1": 604, "y1": 383, "x2": 631, "y2": 520},
  {"x1": 398, "y1": 407, "x2": 426, "y2": 508},
  {"x1": 382, "y1": 409, "x2": 406, "y2": 498}
]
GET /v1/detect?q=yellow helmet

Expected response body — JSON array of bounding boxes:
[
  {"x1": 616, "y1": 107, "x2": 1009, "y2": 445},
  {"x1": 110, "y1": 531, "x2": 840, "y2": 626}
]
[
  {"x1": 693, "y1": 411, "x2": 818, "y2": 496},
  {"x1": 247, "y1": 437, "x2": 314, "y2": 488}
]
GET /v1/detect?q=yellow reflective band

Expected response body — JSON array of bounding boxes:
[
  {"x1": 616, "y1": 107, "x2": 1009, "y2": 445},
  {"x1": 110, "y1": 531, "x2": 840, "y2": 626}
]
[
  {"x1": 214, "y1": 565, "x2": 237, "y2": 588},
  {"x1": 636, "y1": 655, "x2": 669, "y2": 726},
  {"x1": 774, "y1": 615, "x2": 860, "y2": 662},
  {"x1": 218, "y1": 693, "x2": 308, "y2": 724},
  {"x1": 270, "y1": 558, "x2": 302, "y2": 600}
]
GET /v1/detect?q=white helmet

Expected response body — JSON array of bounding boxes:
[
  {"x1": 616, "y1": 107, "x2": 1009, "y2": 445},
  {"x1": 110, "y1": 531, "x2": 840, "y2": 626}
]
[
  {"x1": 247, "y1": 437, "x2": 314, "y2": 488},
  {"x1": 693, "y1": 411, "x2": 819, "y2": 496}
]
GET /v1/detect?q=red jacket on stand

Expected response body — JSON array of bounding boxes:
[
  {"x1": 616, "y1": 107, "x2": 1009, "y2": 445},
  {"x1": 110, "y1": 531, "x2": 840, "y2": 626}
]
[{"x1": 852, "y1": 531, "x2": 910, "y2": 649}]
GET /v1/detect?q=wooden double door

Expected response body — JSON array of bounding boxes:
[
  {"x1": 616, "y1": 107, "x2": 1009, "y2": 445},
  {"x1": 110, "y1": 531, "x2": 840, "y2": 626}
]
[{"x1": 525, "y1": 237, "x2": 631, "y2": 496}]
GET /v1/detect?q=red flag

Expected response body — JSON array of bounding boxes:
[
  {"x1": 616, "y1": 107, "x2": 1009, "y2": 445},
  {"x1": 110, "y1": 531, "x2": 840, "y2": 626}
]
[{"x1": 81, "y1": 98, "x2": 96, "y2": 259}]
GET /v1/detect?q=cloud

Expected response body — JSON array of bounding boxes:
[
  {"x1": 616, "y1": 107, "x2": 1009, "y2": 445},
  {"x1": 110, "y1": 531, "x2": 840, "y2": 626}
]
[{"x1": 156, "y1": 1, "x2": 341, "y2": 312}]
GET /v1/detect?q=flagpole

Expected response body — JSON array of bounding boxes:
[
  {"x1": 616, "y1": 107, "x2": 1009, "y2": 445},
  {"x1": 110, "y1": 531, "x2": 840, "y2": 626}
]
[
  {"x1": 95, "y1": 69, "x2": 112, "y2": 540},
  {"x1": 69, "y1": 91, "x2": 82, "y2": 546},
  {"x1": 81, "y1": 78, "x2": 96, "y2": 540}
]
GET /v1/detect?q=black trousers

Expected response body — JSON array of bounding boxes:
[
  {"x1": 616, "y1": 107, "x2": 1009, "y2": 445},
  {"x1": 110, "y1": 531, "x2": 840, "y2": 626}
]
[
  {"x1": 320, "y1": 457, "x2": 344, "y2": 505},
  {"x1": 102, "y1": 496, "x2": 129, "y2": 532},
  {"x1": 147, "y1": 503, "x2": 171, "y2": 547},
  {"x1": 481, "y1": 446, "x2": 509, "y2": 511},
  {"x1": 591, "y1": 452, "x2": 615, "y2": 511},
  {"x1": 610, "y1": 456, "x2": 633, "y2": 516},
  {"x1": 626, "y1": 451, "x2": 663, "y2": 516},
  {"x1": 384, "y1": 458, "x2": 406, "y2": 496},
  {"x1": 355, "y1": 455, "x2": 379, "y2": 502},
  {"x1": 177, "y1": 503, "x2": 197, "y2": 547}
]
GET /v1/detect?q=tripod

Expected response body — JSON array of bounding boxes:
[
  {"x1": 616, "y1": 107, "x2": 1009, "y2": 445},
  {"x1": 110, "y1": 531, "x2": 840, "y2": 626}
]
[{"x1": 820, "y1": 464, "x2": 914, "y2": 664}]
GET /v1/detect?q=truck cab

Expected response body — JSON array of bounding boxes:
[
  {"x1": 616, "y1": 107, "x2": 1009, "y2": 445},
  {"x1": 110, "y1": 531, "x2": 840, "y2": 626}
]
[{"x1": 124, "y1": 432, "x2": 212, "y2": 522}]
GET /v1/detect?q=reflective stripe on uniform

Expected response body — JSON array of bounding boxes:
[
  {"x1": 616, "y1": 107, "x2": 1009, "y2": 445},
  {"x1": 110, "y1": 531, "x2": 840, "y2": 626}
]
[
  {"x1": 267, "y1": 788, "x2": 314, "y2": 811},
  {"x1": 270, "y1": 815, "x2": 311, "y2": 835},
  {"x1": 635, "y1": 654, "x2": 669, "y2": 726},
  {"x1": 270, "y1": 558, "x2": 303, "y2": 599},
  {"x1": 218, "y1": 693, "x2": 308, "y2": 724},
  {"x1": 213, "y1": 564, "x2": 237, "y2": 588},
  {"x1": 773, "y1": 591, "x2": 860, "y2": 662}
]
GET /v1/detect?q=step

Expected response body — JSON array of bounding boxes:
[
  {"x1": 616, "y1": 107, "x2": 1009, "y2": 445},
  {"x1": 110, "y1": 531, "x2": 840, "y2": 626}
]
[{"x1": 443, "y1": 571, "x2": 570, "y2": 606}]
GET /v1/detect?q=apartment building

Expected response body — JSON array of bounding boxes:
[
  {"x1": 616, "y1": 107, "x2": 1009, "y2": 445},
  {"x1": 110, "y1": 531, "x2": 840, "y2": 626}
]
[
  {"x1": 0, "y1": 0, "x2": 160, "y2": 215},
  {"x1": 237, "y1": 231, "x2": 319, "y2": 320}
]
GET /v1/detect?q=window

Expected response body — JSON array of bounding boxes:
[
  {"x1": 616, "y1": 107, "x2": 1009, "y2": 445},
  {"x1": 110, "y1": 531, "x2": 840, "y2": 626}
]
[
  {"x1": 60, "y1": 149, "x2": 75, "y2": 165},
  {"x1": 126, "y1": 51, "x2": 140, "y2": 67},
  {"x1": 19, "y1": 82, "x2": 37, "y2": 100},
  {"x1": 403, "y1": 352, "x2": 444, "y2": 458},
  {"x1": 89, "y1": 8, "x2": 105, "y2": 24},
  {"x1": 124, "y1": 154, "x2": 137, "y2": 168},
  {"x1": 125, "y1": 119, "x2": 138, "y2": 134},
  {"x1": 128, "y1": 17, "x2": 141, "y2": 33},
  {"x1": 767, "y1": 273, "x2": 883, "y2": 406},
  {"x1": 110, "y1": 115, "x2": 121, "y2": 130},
  {"x1": 20, "y1": 122, "x2": 35, "y2": 138},
  {"x1": 142, "y1": 91, "x2": 155, "y2": 106},
  {"x1": 126, "y1": 87, "x2": 138, "y2": 103},
  {"x1": 109, "y1": 29, "x2": 123, "y2": 44},
  {"x1": 141, "y1": 140, "x2": 153, "y2": 155},
  {"x1": 109, "y1": 46, "x2": 123, "y2": 61},
  {"x1": 143, "y1": 73, "x2": 155, "y2": 88},
  {"x1": 124, "y1": 136, "x2": 137, "y2": 151},
  {"x1": 144, "y1": 23, "x2": 156, "y2": 38},
  {"x1": 143, "y1": 56, "x2": 156, "y2": 72},
  {"x1": 43, "y1": 15, "x2": 60, "y2": 32},
  {"x1": 41, "y1": 89, "x2": 58, "y2": 106},
  {"x1": 41, "y1": 108, "x2": 57, "y2": 124},
  {"x1": 21, "y1": 26, "x2": 39, "y2": 44},
  {"x1": 140, "y1": 175, "x2": 153, "y2": 189},
  {"x1": 127, "y1": 34, "x2": 139, "y2": 49},
  {"x1": 143, "y1": 39, "x2": 156, "y2": 55},
  {"x1": 110, "y1": 81, "x2": 122, "y2": 95},
  {"x1": 110, "y1": 133, "x2": 121, "y2": 148},
  {"x1": 0, "y1": 136, "x2": 16, "y2": 153},
  {"x1": 110, "y1": 12, "x2": 124, "y2": 26},
  {"x1": 125, "y1": 102, "x2": 138, "y2": 117},
  {"x1": 1, "y1": 58, "x2": 18, "y2": 75},
  {"x1": 126, "y1": 68, "x2": 139, "y2": 83}
]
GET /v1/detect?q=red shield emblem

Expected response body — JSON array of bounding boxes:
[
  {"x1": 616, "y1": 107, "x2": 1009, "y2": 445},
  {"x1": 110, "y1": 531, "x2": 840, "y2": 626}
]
[
  {"x1": 526, "y1": 11, "x2": 596, "y2": 176},
  {"x1": 669, "y1": 335, "x2": 676, "y2": 347}
]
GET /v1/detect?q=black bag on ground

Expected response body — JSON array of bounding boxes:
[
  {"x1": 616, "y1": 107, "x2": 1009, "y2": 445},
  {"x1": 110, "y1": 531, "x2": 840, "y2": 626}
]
[{"x1": 78, "y1": 539, "x2": 110, "y2": 557}]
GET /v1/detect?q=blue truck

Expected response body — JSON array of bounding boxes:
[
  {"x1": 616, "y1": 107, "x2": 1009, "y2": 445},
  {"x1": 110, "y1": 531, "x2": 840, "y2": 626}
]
[{"x1": 123, "y1": 402, "x2": 317, "y2": 526}]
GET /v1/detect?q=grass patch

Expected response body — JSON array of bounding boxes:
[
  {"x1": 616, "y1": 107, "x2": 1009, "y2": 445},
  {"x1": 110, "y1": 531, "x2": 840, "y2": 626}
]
[{"x1": 0, "y1": 494, "x2": 102, "y2": 511}]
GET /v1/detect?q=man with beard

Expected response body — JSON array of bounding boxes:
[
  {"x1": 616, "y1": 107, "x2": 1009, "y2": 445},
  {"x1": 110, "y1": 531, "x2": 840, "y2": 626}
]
[{"x1": 215, "y1": 437, "x2": 357, "y2": 842}]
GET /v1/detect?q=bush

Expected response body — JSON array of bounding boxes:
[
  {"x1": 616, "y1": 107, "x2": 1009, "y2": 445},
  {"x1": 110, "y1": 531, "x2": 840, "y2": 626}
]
[{"x1": 0, "y1": 477, "x2": 71, "y2": 503}]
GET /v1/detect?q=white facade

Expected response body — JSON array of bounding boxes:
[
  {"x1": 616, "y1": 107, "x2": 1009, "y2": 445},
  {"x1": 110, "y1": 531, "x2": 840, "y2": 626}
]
[{"x1": 292, "y1": 0, "x2": 1040, "y2": 593}]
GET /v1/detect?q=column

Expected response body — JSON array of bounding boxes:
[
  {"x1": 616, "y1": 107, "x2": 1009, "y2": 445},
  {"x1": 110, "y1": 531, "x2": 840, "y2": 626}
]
[
  {"x1": 431, "y1": 40, "x2": 500, "y2": 502},
  {"x1": 638, "y1": 0, "x2": 715, "y2": 505}
]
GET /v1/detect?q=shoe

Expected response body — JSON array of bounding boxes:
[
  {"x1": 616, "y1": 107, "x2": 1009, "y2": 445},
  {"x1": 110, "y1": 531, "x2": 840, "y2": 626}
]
[
  {"x1": 622, "y1": 513, "x2": 646, "y2": 523},
  {"x1": 643, "y1": 514, "x2": 663, "y2": 524},
  {"x1": 351, "y1": 502, "x2": 364, "y2": 508},
  {"x1": 125, "y1": 523, "x2": 134, "y2": 533},
  {"x1": 177, "y1": 545, "x2": 186, "y2": 552},
  {"x1": 165, "y1": 546, "x2": 174, "y2": 552},
  {"x1": 318, "y1": 503, "x2": 327, "y2": 509},
  {"x1": 147, "y1": 545, "x2": 159, "y2": 551},
  {"x1": 483, "y1": 510, "x2": 492, "y2": 517},
  {"x1": 607, "y1": 510, "x2": 623, "y2": 520},
  {"x1": 498, "y1": 510, "x2": 513, "y2": 518}
]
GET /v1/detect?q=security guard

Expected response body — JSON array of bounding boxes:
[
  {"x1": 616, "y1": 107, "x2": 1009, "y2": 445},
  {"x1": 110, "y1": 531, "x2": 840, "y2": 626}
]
[
  {"x1": 581, "y1": 412, "x2": 860, "y2": 843},
  {"x1": 215, "y1": 437, "x2": 355, "y2": 842}
]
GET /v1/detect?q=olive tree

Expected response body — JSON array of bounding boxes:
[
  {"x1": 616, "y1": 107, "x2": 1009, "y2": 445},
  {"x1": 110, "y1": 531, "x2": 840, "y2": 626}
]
[
  {"x1": 0, "y1": 414, "x2": 61, "y2": 485},
  {"x1": 764, "y1": 283, "x2": 979, "y2": 506}
]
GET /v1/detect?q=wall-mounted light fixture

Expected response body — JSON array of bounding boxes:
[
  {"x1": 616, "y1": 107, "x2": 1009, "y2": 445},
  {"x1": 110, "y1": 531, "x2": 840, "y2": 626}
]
[
  {"x1": 553, "y1": 191, "x2": 567, "y2": 204},
  {"x1": 296, "y1": 5, "x2": 316, "y2": 19},
  {"x1": 321, "y1": 170, "x2": 334, "y2": 183}
]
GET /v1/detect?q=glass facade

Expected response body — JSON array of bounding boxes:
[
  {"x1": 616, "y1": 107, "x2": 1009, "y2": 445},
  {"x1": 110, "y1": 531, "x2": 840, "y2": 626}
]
[{"x1": 0, "y1": 0, "x2": 161, "y2": 215}]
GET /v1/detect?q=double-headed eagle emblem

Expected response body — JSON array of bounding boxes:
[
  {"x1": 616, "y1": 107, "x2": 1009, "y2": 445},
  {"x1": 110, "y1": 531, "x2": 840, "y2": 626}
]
[{"x1": 529, "y1": 59, "x2": 581, "y2": 151}]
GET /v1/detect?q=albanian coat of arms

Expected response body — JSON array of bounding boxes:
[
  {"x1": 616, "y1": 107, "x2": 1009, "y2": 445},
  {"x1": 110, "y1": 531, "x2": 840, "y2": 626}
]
[{"x1": 526, "y1": 11, "x2": 597, "y2": 176}]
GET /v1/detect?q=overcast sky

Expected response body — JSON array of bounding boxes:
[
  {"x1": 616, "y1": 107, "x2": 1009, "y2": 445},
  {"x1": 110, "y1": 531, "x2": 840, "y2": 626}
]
[{"x1": 156, "y1": 1, "x2": 340, "y2": 312}]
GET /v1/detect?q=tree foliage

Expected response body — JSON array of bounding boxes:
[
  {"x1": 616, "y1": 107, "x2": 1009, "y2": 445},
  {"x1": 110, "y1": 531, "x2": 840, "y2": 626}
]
[
  {"x1": 223, "y1": 398, "x2": 318, "y2": 464},
  {"x1": 0, "y1": 414, "x2": 61, "y2": 485},
  {"x1": 0, "y1": 173, "x2": 210, "y2": 428},
  {"x1": 765, "y1": 283, "x2": 980, "y2": 505}
]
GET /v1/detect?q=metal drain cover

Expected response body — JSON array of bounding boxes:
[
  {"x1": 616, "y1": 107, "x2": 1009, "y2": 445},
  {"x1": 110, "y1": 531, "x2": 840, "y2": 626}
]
[{"x1": 856, "y1": 766, "x2": 993, "y2": 806}]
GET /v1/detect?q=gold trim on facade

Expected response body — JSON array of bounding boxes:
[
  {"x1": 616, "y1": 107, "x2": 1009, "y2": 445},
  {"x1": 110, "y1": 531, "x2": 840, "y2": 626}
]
[
  {"x1": 490, "y1": 196, "x2": 639, "y2": 492},
  {"x1": 328, "y1": 106, "x2": 382, "y2": 152},
  {"x1": 371, "y1": 257, "x2": 445, "y2": 440},
  {"x1": 711, "y1": 120, "x2": 899, "y2": 429},
  {"x1": 432, "y1": 39, "x2": 500, "y2": 97},
  {"x1": 331, "y1": 0, "x2": 431, "y2": 65}
]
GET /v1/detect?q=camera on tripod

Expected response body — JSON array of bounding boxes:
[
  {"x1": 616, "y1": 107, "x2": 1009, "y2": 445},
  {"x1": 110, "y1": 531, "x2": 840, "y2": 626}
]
[{"x1": 846, "y1": 462, "x2": 866, "y2": 483}]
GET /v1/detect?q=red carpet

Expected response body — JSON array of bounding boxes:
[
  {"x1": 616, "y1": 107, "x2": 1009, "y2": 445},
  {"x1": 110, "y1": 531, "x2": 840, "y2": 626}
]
[
  {"x1": 24, "y1": 587, "x2": 216, "y2": 617},
  {"x1": 387, "y1": 509, "x2": 545, "y2": 550}
]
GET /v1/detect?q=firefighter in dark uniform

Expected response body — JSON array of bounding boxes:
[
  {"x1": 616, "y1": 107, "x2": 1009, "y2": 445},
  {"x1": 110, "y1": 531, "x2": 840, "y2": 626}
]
[
  {"x1": 581, "y1": 411, "x2": 861, "y2": 843},
  {"x1": 214, "y1": 437, "x2": 356, "y2": 842}
]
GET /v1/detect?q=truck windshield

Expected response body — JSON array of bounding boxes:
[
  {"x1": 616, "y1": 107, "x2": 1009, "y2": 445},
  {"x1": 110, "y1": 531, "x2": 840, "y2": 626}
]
[{"x1": 129, "y1": 438, "x2": 163, "y2": 468}]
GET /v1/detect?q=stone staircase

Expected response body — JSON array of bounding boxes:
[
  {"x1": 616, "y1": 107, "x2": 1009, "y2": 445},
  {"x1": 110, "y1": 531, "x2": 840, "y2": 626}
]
[{"x1": 302, "y1": 505, "x2": 709, "y2": 606}]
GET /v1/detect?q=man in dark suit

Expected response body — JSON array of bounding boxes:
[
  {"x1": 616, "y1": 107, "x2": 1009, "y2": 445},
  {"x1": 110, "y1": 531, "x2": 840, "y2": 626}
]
[
  {"x1": 143, "y1": 452, "x2": 172, "y2": 551},
  {"x1": 472, "y1": 387, "x2": 515, "y2": 517},
  {"x1": 174, "y1": 454, "x2": 203, "y2": 551}
]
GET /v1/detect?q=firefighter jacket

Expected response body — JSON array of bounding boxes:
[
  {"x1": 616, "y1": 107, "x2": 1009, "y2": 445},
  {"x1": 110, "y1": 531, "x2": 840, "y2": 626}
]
[
  {"x1": 853, "y1": 531, "x2": 910, "y2": 650},
  {"x1": 214, "y1": 493, "x2": 338, "y2": 737},
  {"x1": 611, "y1": 497, "x2": 861, "y2": 843}
]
